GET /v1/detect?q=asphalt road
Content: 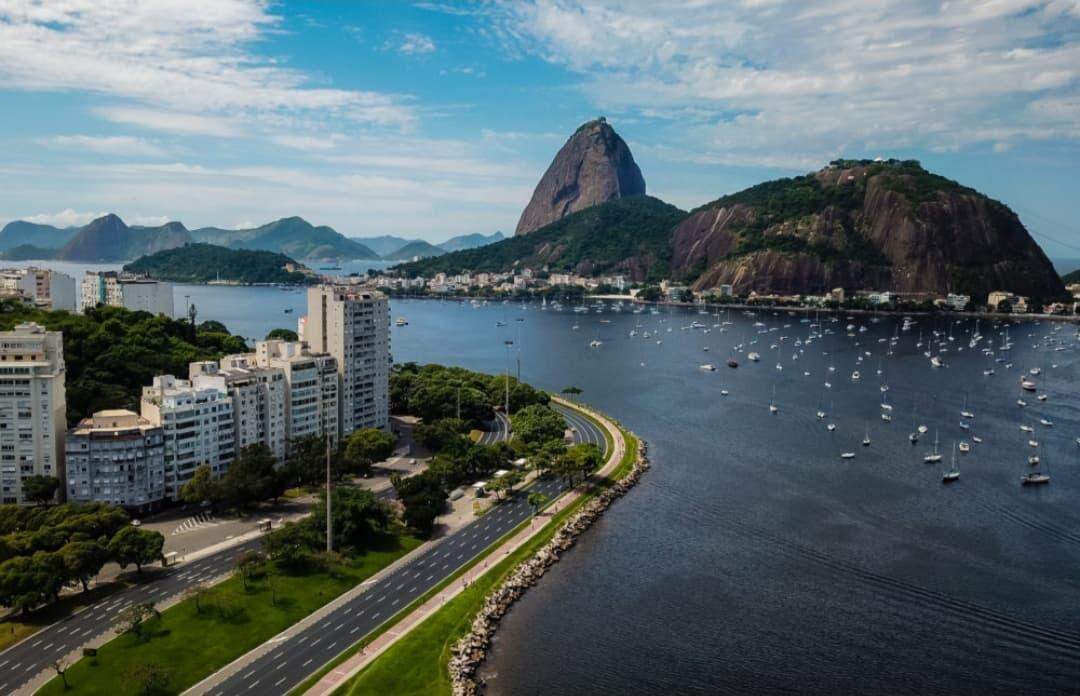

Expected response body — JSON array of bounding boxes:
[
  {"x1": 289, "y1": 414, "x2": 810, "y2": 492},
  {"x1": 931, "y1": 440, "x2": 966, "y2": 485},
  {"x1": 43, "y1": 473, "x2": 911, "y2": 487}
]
[
  {"x1": 476, "y1": 410, "x2": 511, "y2": 445},
  {"x1": 205, "y1": 411, "x2": 605, "y2": 696},
  {"x1": 0, "y1": 538, "x2": 262, "y2": 694}
]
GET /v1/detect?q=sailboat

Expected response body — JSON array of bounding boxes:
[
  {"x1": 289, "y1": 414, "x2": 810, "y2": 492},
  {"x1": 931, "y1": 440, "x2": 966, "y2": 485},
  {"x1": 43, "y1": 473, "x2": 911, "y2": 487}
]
[
  {"x1": 924, "y1": 431, "x2": 942, "y2": 463},
  {"x1": 960, "y1": 395, "x2": 974, "y2": 420},
  {"x1": 769, "y1": 385, "x2": 779, "y2": 414},
  {"x1": 863, "y1": 425, "x2": 871, "y2": 447},
  {"x1": 942, "y1": 443, "x2": 960, "y2": 483},
  {"x1": 1022, "y1": 447, "x2": 1050, "y2": 485}
]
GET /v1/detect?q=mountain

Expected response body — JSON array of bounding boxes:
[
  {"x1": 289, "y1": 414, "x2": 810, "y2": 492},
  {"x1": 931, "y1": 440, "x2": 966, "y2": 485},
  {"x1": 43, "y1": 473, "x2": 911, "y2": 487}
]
[
  {"x1": 351, "y1": 235, "x2": 418, "y2": 257},
  {"x1": 191, "y1": 217, "x2": 377, "y2": 260},
  {"x1": 515, "y1": 117, "x2": 646, "y2": 236},
  {"x1": 1063, "y1": 269, "x2": 1080, "y2": 284},
  {"x1": 124, "y1": 243, "x2": 314, "y2": 285},
  {"x1": 438, "y1": 232, "x2": 505, "y2": 253},
  {"x1": 0, "y1": 244, "x2": 57, "y2": 261},
  {"x1": 56, "y1": 215, "x2": 192, "y2": 262},
  {"x1": 383, "y1": 240, "x2": 446, "y2": 261},
  {"x1": 671, "y1": 159, "x2": 1066, "y2": 300},
  {"x1": 398, "y1": 197, "x2": 686, "y2": 280},
  {"x1": 0, "y1": 221, "x2": 79, "y2": 251}
]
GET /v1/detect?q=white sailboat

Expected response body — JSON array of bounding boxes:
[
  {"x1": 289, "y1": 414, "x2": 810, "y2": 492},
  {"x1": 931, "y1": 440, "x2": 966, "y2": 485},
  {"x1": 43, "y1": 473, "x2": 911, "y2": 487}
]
[
  {"x1": 924, "y1": 431, "x2": 942, "y2": 463},
  {"x1": 942, "y1": 443, "x2": 960, "y2": 483}
]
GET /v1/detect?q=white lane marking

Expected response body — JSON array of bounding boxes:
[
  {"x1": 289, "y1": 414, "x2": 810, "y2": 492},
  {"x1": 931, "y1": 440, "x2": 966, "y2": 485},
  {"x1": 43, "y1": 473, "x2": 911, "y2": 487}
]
[{"x1": 302, "y1": 658, "x2": 313, "y2": 667}]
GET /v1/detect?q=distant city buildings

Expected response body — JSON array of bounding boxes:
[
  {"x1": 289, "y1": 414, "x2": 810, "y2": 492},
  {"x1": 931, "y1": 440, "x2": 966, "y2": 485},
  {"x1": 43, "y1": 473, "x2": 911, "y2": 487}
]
[
  {"x1": 80, "y1": 271, "x2": 173, "y2": 316},
  {"x1": 302, "y1": 286, "x2": 390, "y2": 434},
  {"x1": 987, "y1": 291, "x2": 1028, "y2": 313},
  {"x1": 140, "y1": 374, "x2": 235, "y2": 501},
  {"x1": 65, "y1": 410, "x2": 165, "y2": 511},
  {"x1": 0, "y1": 323, "x2": 66, "y2": 505},
  {"x1": 0, "y1": 267, "x2": 77, "y2": 311}
]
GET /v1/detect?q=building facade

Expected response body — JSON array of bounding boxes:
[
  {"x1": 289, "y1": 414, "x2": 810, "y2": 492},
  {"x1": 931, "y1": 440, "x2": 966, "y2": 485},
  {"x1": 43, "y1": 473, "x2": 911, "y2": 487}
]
[
  {"x1": 0, "y1": 268, "x2": 77, "y2": 311},
  {"x1": 0, "y1": 323, "x2": 66, "y2": 504},
  {"x1": 303, "y1": 286, "x2": 389, "y2": 435},
  {"x1": 189, "y1": 355, "x2": 288, "y2": 461},
  {"x1": 140, "y1": 374, "x2": 235, "y2": 501},
  {"x1": 81, "y1": 271, "x2": 174, "y2": 316},
  {"x1": 65, "y1": 409, "x2": 165, "y2": 511},
  {"x1": 255, "y1": 339, "x2": 340, "y2": 447}
]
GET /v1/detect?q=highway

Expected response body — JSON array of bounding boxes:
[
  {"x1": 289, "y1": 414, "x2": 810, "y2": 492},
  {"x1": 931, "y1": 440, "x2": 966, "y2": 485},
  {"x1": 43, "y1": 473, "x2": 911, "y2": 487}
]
[
  {"x1": 203, "y1": 411, "x2": 607, "y2": 696},
  {"x1": 476, "y1": 410, "x2": 511, "y2": 445},
  {"x1": 0, "y1": 538, "x2": 261, "y2": 694}
]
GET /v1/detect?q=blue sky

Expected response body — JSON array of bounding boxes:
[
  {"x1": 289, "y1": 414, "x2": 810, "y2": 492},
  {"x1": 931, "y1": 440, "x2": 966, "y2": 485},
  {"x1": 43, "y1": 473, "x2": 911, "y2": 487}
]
[{"x1": 0, "y1": 1, "x2": 1078, "y2": 258}]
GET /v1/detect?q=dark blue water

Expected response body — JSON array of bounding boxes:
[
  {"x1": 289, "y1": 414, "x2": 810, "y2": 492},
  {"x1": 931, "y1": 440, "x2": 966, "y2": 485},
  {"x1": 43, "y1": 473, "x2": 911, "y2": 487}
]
[{"x1": 386, "y1": 299, "x2": 1080, "y2": 696}]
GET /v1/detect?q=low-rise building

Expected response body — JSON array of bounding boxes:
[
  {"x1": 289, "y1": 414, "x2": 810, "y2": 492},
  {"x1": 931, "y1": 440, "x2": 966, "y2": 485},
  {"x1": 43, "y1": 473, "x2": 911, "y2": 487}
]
[
  {"x1": 65, "y1": 410, "x2": 165, "y2": 511},
  {"x1": 0, "y1": 323, "x2": 66, "y2": 504},
  {"x1": 0, "y1": 267, "x2": 77, "y2": 311},
  {"x1": 945, "y1": 293, "x2": 971, "y2": 311},
  {"x1": 81, "y1": 271, "x2": 173, "y2": 316},
  {"x1": 140, "y1": 375, "x2": 235, "y2": 501}
]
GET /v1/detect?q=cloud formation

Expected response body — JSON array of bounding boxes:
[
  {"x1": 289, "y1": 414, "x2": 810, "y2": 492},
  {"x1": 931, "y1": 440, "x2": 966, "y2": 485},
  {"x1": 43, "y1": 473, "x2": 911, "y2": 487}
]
[{"x1": 487, "y1": 0, "x2": 1080, "y2": 167}]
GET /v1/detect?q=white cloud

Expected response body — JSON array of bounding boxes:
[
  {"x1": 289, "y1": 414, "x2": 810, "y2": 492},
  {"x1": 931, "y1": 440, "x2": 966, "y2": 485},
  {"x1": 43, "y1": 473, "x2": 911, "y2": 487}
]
[
  {"x1": 39, "y1": 134, "x2": 167, "y2": 157},
  {"x1": 129, "y1": 215, "x2": 171, "y2": 226},
  {"x1": 94, "y1": 107, "x2": 241, "y2": 137},
  {"x1": 398, "y1": 32, "x2": 436, "y2": 55},
  {"x1": 486, "y1": 0, "x2": 1080, "y2": 168},
  {"x1": 0, "y1": 0, "x2": 415, "y2": 135},
  {"x1": 23, "y1": 209, "x2": 105, "y2": 227},
  {"x1": 270, "y1": 134, "x2": 344, "y2": 151}
]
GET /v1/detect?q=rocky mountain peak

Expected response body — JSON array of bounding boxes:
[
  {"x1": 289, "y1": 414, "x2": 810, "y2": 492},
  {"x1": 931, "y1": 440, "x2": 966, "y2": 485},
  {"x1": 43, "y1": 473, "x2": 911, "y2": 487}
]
[{"x1": 515, "y1": 117, "x2": 646, "y2": 236}]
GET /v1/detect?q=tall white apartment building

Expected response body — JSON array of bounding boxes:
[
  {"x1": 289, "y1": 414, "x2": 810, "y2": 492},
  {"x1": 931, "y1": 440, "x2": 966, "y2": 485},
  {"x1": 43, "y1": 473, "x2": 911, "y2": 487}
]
[
  {"x1": 0, "y1": 323, "x2": 66, "y2": 504},
  {"x1": 81, "y1": 271, "x2": 173, "y2": 316},
  {"x1": 189, "y1": 355, "x2": 288, "y2": 460},
  {"x1": 140, "y1": 374, "x2": 235, "y2": 501},
  {"x1": 0, "y1": 268, "x2": 77, "y2": 311},
  {"x1": 65, "y1": 409, "x2": 165, "y2": 511},
  {"x1": 255, "y1": 340, "x2": 340, "y2": 447},
  {"x1": 303, "y1": 286, "x2": 390, "y2": 435}
]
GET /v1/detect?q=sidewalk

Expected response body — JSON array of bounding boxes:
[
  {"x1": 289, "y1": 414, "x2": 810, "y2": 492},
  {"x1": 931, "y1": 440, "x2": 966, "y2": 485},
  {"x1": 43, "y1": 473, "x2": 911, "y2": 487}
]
[{"x1": 303, "y1": 399, "x2": 626, "y2": 695}]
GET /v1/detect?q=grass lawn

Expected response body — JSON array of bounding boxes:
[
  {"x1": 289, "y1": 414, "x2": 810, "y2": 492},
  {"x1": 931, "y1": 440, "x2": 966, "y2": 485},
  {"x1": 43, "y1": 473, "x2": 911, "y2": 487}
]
[
  {"x1": 338, "y1": 426, "x2": 639, "y2": 696},
  {"x1": 0, "y1": 582, "x2": 129, "y2": 653},
  {"x1": 38, "y1": 531, "x2": 421, "y2": 696}
]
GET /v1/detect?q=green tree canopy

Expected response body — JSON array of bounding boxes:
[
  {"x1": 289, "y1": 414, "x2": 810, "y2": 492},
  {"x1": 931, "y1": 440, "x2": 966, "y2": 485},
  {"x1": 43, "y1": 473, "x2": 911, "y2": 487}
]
[
  {"x1": 344, "y1": 428, "x2": 396, "y2": 474},
  {"x1": 107, "y1": 526, "x2": 164, "y2": 573}
]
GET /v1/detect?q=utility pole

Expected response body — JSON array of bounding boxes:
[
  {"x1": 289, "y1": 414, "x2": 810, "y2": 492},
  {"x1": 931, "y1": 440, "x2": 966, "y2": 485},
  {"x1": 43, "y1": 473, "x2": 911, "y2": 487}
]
[
  {"x1": 325, "y1": 437, "x2": 332, "y2": 553},
  {"x1": 503, "y1": 340, "x2": 513, "y2": 417},
  {"x1": 456, "y1": 383, "x2": 461, "y2": 421}
]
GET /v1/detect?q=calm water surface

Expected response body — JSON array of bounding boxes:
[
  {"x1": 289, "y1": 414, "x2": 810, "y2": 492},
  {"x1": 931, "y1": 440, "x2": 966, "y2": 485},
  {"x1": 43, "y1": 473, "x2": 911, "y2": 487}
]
[{"x1": 12, "y1": 263, "x2": 1080, "y2": 694}]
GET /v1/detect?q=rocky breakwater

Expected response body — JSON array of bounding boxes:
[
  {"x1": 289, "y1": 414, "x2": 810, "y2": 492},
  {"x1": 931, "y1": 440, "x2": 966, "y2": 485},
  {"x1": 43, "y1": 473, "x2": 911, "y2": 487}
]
[{"x1": 448, "y1": 437, "x2": 651, "y2": 695}]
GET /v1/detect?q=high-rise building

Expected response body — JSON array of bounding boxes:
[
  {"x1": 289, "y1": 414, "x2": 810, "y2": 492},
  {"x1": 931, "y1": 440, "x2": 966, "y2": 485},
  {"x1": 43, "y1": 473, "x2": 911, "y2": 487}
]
[
  {"x1": 303, "y1": 286, "x2": 390, "y2": 435},
  {"x1": 0, "y1": 267, "x2": 77, "y2": 311},
  {"x1": 0, "y1": 322, "x2": 66, "y2": 504},
  {"x1": 140, "y1": 374, "x2": 235, "y2": 501},
  {"x1": 81, "y1": 271, "x2": 173, "y2": 316},
  {"x1": 255, "y1": 340, "x2": 340, "y2": 447},
  {"x1": 189, "y1": 355, "x2": 288, "y2": 461},
  {"x1": 65, "y1": 409, "x2": 165, "y2": 511}
]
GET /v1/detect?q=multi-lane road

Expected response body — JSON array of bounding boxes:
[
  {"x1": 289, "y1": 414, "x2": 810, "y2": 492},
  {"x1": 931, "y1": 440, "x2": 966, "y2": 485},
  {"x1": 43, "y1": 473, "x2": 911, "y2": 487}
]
[{"x1": 202, "y1": 408, "x2": 607, "y2": 696}]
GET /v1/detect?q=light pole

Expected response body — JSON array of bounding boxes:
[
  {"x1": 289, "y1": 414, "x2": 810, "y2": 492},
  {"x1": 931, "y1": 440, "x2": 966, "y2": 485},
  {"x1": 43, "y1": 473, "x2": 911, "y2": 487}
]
[
  {"x1": 325, "y1": 437, "x2": 333, "y2": 553},
  {"x1": 456, "y1": 382, "x2": 462, "y2": 421},
  {"x1": 503, "y1": 340, "x2": 514, "y2": 418}
]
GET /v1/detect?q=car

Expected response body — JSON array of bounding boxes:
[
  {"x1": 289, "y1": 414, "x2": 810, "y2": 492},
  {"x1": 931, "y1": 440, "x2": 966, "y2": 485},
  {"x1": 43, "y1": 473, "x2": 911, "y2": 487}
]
[{"x1": 131, "y1": 519, "x2": 142, "y2": 527}]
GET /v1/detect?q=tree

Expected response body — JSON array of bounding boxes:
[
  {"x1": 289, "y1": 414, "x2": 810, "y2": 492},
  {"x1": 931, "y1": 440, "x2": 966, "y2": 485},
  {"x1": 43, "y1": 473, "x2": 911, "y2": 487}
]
[
  {"x1": 107, "y1": 526, "x2": 164, "y2": 573},
  {"x1": 566, "y1": 443, "x2": 603, "y2": 480},
  {"x1": 22, "y1": 475, "x2": 59, "y2": 505},
  {"x1": 218, "y1": 444, "x2": 278, "y2": 508},
  {"x1": 180, "y1": 465, "x2": 217, "y2": 505},
  {"x1": 59, "y1": 540, "x2": 109, "y2": 591},
  {"x1": 312, "y1": 487, "x2": 389, "y2": 550},
  {"x1": 235, "y1": 550, "x2": 265, "y2": 591},
  {"x1": 560, "y1": 386, "x2": 583, "y2": 401},
  {"x1": 114, "y1": 602, "x2": 159, "y2": 638},
  {"x1": 127, "y1": 662, "x2": 170, "y2": 696},
  {"x1": 265, "y1": 328, "x2": 298, "y2": 341},
  {"x1": 184, "y1": 583, "x2": 211, "y2": 614},
  {"x1": 530, "y1": 439, "x2": 566, "y2": 478},
  {"x1": 344, "y1": 428, "x2": 396, "y2": 475},
  {"x1": 0, "y1": 552, "x2": 65, "y2": 612},
  {"x1": 511, "y1": 405, "x2": 566, "y2": 448},
  {"x1": 262, "y1": 520, "x2": 322, "y2": 570},
  {"x1": 527, "y1": 491, "x2": 549, "y2": 515}
]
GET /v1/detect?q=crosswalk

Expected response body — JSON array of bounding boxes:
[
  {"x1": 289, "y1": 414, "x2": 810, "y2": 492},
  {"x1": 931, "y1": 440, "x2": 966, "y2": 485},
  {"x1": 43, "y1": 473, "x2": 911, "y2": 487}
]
[{"x1": 170, "y1": 512, "x2": 218, "y2": 536}]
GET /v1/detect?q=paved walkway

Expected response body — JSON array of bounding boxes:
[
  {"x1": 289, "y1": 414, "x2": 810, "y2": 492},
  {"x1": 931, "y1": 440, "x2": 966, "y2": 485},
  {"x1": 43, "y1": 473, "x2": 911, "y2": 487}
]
[{"x1": 303, "y1": 398, "x2": 626, "y2": 695}]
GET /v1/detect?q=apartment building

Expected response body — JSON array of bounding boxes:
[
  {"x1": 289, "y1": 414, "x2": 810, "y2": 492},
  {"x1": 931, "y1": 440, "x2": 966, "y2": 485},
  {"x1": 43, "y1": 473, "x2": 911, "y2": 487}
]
[
  {"x1": 140, "y1": 374, "x2": 235, "y2": 501},
  {"x1": 0, "y1": 267, "x2": 77, "y2": 311},
  {"x1": 255, "y1": 339, "x2": 340, "y2": 447},
  {"x1": 189, "y1": 355, "x2": 288, "y2": 461},
  {"x1": 302, "y1": 286, "x2": 389, "y2": 435},
  {"x1": 0, "y1": 323, "x2": 66, "y2": 504},
  {"x1": 81, "y1": 271, "x2": 174, "y2": 316},
  {"x1": 65, "y1": 409, "x2": 165, "y2": 511}
]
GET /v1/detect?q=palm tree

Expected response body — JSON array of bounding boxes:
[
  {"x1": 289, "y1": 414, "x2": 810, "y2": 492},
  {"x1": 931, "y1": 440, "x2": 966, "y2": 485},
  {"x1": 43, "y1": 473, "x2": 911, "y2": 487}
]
[
  {"x1": 527, "y1": 491, "x2": 550, "y2": 516},
  {"x1": 561, "y1": 386, "x2": 583, "y2": 401}
]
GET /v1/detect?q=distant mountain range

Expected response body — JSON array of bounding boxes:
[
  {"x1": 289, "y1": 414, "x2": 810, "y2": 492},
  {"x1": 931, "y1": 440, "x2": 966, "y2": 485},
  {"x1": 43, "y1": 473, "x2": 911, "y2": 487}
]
[{"x1": 0, "y1": 214, "x2": 503, "y2": 262}]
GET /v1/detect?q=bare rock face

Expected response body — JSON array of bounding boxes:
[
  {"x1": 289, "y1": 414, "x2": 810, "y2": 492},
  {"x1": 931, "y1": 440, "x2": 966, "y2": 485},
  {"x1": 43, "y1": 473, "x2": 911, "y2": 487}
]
[
  {"x1": 515, "y1": 118, "x2": 646, "y2": 236},
  {"x1": 671, "y1": 160, "x2": 1065, "y2": 300}
]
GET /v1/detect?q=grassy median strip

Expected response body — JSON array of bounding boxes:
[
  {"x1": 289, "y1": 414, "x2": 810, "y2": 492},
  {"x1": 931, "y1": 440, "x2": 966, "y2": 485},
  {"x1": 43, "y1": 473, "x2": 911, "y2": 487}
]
[
  {"x1": 37, "y1": 531, "x2": 421, "y2": 696},
  {"x1": 0, "y1": 581, "x2": 129, "y2": 653},
  {"x1": 337, "y1": 426, "x2": 638, "y2": 696}
]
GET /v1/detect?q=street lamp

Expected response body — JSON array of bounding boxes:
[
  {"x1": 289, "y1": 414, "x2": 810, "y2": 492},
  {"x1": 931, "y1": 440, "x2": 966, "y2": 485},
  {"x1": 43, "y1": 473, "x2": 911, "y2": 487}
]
[{"x1": 503, "y1": 340, "x2": 514, "y2": 418}]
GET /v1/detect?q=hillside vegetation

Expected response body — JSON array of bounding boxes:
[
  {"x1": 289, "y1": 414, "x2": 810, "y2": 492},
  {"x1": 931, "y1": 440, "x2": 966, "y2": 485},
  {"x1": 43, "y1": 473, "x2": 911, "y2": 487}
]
[{"x1": 124, "y1": 243, "x2": 314, "y2": 285}]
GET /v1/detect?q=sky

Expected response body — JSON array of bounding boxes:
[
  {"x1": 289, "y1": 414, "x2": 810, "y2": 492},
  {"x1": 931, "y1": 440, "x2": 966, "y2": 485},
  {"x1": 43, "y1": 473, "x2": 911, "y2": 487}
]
[{"x1": 0, "y1": 0, "x2": 1078, "y2": 256}]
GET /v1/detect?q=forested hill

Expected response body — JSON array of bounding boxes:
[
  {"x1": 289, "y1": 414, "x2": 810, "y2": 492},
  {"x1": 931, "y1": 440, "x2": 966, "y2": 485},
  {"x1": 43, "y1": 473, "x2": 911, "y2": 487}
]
[
  {"x1": 124, "y1": 243, "x2": 315, "y2": 285},
  {"x1": 396, "y1": 196, "x2": 687, "y2": 281},
  {"x1": 0, "y1": 301, "x2": 248, "y2": 425}
]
